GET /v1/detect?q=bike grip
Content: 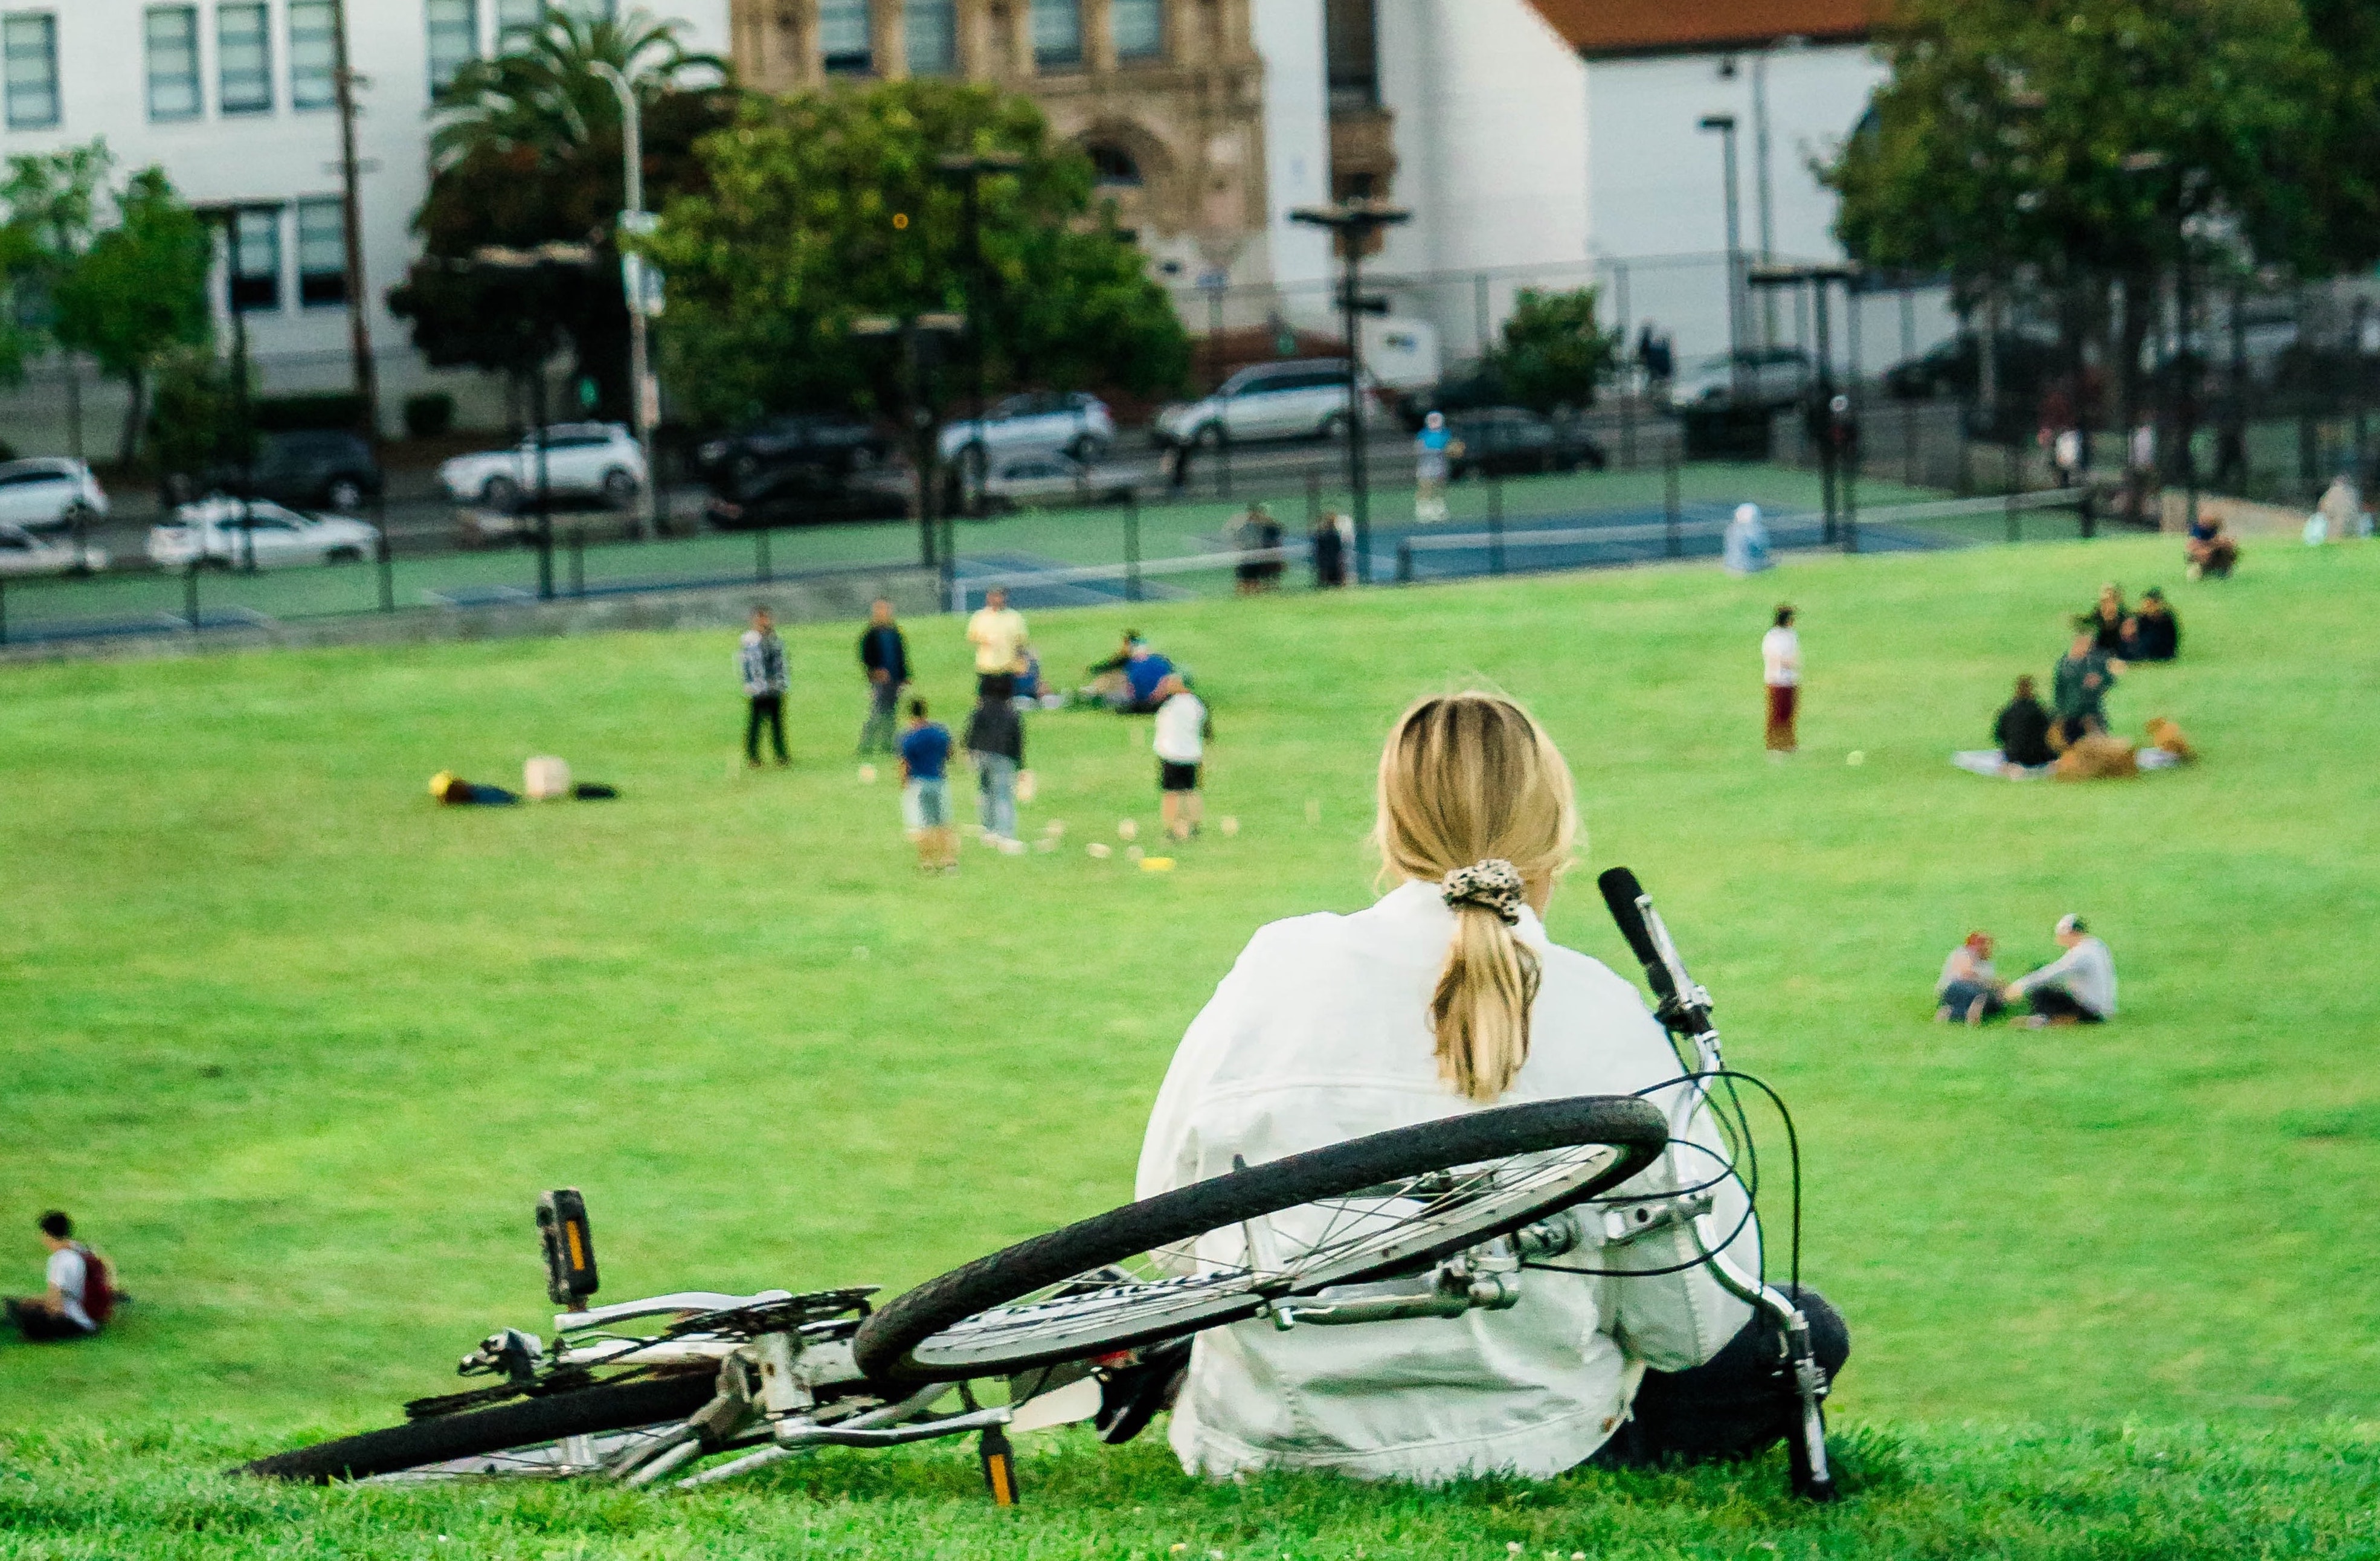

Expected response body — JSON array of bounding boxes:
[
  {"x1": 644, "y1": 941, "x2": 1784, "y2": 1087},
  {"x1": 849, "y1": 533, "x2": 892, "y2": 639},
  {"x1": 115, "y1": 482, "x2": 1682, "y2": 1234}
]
[{"x1": 1597, "y1": 867, "x2": 1664, "y2": 971}]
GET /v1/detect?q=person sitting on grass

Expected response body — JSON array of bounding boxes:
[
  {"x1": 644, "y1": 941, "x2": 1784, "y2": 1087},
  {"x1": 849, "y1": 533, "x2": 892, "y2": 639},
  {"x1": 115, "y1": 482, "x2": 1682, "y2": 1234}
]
[
  {"x1": 2051, "y1": 626, "x2": 2120, "y2": 748},
  {"x1": 6, "y1": 1212, "x2": 113, "y2": 1343},
  {"x1": 2121, "y1": 588, "x2": 2180, "y2": 662},
  {"x1": 1935, "y1": 933, "x2": 2003, "y2": 1025},
  {"x1": 1125, "y1": 692, "x2": 1847, "y2": 1479},
  {"x1": 2088, "y1": 584, "x2": 2129, "y2": 654},
  {"x1": 2004, "y1": 915, "x2": 2117, "y2": 1027},
  {"x1": 2185, "y1": 509, "x2": 2239, "y2": 581},
  {"x1": 1994, "y1": 675, "x2": 2056, "y2": 771},
  {"x1": 898, "y1": 700, "x2": 957, "y2": 874}
]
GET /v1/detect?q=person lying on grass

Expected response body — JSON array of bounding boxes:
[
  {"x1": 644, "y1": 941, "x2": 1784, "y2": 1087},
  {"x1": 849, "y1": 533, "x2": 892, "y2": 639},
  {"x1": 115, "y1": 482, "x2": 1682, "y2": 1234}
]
[{"x1": 1128, "y1": 691, "x2": 1848, "y2": 1481}]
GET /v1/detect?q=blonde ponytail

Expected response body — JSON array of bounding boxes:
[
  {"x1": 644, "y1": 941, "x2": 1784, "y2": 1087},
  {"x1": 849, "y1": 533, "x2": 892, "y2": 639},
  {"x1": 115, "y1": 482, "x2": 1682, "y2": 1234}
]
[{"x1": 1374, "y1": 694, "x2": 1578, "y2": 1103}]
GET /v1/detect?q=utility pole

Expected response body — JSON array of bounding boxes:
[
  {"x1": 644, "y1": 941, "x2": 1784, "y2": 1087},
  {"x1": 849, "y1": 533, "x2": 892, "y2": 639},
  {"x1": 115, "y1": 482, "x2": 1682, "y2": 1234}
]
[
  {"x1": 1700, "y1": 115, "x2": 1746, "y2": 399},
  {"x1": 328, "y1": 0, "x2": 380, "y2": 442},
  {"x1": 1291, "y1": 199, "x2": 1412, "y2": 587},
  {"x1": 591, "y1": 61, "x2": 658, "y2": 539}
]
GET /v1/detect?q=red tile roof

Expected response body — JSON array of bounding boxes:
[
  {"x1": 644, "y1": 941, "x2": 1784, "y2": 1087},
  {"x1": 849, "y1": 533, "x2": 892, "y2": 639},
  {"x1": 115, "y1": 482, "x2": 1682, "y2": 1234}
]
[{"x1": 1531, "y1": 0, "x2": 1885, "y2": 59}]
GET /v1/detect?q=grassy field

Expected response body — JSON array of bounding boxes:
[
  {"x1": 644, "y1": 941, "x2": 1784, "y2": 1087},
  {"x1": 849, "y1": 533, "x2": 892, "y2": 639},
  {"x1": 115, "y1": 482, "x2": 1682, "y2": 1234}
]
[{"x1": 4, "y1": 534, "x2": 2378, "y2": 1556}]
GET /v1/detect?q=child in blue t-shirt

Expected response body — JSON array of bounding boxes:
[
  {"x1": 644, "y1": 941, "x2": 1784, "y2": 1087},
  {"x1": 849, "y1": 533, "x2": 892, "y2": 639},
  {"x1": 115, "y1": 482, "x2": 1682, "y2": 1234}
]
[{"x1": 898, "y1": 699, "x2": 957, "y2": 873}]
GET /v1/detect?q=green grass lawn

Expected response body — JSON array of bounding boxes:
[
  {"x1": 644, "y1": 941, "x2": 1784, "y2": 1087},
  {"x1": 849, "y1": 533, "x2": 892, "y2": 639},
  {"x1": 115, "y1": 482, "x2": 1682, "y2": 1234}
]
[{"x1": 4, "y1": 535, "x2": 2378, "y2": 1556}]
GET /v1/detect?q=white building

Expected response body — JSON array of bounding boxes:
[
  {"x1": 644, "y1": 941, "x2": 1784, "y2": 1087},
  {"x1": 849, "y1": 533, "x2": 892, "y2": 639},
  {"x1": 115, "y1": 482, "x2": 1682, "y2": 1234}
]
[{"x1": 0, "y1": 0, "x2": 730, "y2": 454}]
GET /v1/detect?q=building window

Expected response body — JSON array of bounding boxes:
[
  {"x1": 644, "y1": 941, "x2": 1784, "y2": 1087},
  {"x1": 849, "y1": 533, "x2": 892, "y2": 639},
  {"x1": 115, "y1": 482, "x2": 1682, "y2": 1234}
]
[
  {"x1": 1325, "y1": 0, "x2": 1378, "y2": 111},
  {"x1": 289, "y1": 0, "x2": 336, "y2": 110},
  {"x1": 1031, "y1": 0, "x2": 1081, "y2": 69},
  {"x1": 217, "y1": 2, "x2": 273, "y2": 115},
  {"x1": 231, "y1": 206, "x2": 283, "y2": 313},
  {"x1": 1113, "y1": 0, "x2": 1163, "y2": 60},
  {"x1": 297, "y1": 198, "x2": 347, "y2": 307},
  {"x1": 1087, "y1": 144, "x2": 1141, "y2": 187},
  {"x1": 496, "y1": 0, "x2": 543, "y2": 49},
  {"x1": 819, "y1": 0, "x2": 870, "y2": 74},
  {"x1": 904, "y1": 0, "x2": 954, "y2": 75},
  {"x1": 145, "y1": 6, "x2": 201, "y2": 121},
  {"x1": 2, "y1": 13, "x2": 59, "y2": 130},
  {"x1": 426, "y1": 0, "x2": 478, "y2": 91}
]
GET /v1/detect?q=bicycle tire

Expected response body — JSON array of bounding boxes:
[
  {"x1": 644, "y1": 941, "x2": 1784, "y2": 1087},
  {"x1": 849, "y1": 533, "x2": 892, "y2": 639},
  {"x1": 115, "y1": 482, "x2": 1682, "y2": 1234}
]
[
  {"x1": 855, "y1": 1095, "x2": 1665, "y2": 1385},
  {"x1": 239, "y1": 1371, "x2": 719, "y2": 1484}
]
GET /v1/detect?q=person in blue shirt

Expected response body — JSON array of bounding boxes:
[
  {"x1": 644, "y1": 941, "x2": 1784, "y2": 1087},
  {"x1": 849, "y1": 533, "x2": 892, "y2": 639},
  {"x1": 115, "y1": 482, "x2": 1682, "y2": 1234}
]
[{"x1": 898, "y1": 699, "x2": 957, "y2": 873}]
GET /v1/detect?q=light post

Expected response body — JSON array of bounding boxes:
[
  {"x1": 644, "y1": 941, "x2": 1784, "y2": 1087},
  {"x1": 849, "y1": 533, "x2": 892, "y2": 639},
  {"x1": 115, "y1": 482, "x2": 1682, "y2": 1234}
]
[
  {"x1": 934, "y1": 152, "x2": 1026, "y2": 523},
  {"x1": 590, "y1": 61, "x2": 659, "y2": 539},
  {"x1": 1700, "y1": 114, "x2": 1746, "y2": 395},
  {"x1": 854, "y1": 312, "x2": 969, "y2": 605},
  {"x1": 1290, "y1": 199, "x2": 1412, "y2": 585}
]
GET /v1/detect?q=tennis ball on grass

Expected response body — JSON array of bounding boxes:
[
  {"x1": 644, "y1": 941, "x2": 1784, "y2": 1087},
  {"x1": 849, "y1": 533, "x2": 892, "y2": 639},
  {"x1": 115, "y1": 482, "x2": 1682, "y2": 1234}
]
[
  {"x1": 857, "y1": 763, "x2": 878, "y2": 784},
  {"x1": 1087, "y1": 842, "x2": 1113, "y2": 859},
  {"x1": 1127, "y1": 845, "x2": 1146, "y2": 862},
  {"x1": 1847, "y1": 750, "x2": 1867, "y2": 767},
  {"x1": 1220, "y1": 817, "x2": 1241, "y2": 837},
  {"x1": 1118, "y1": 819, "x2": 1139, "y2": 841}
]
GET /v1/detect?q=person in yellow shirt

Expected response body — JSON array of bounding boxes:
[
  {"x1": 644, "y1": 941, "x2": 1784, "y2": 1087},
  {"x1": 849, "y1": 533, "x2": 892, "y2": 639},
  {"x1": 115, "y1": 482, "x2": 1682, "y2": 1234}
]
[{"x1": 965, "y1": 586, "x2": 1029, "y2": 695}]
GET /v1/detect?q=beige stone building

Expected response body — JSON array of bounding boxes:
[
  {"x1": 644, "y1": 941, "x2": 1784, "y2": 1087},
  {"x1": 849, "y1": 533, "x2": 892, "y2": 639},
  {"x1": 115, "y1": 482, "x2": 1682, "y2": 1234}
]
[{"x1": 729, "y1": 0, "x2": 1273, "y2": 277}]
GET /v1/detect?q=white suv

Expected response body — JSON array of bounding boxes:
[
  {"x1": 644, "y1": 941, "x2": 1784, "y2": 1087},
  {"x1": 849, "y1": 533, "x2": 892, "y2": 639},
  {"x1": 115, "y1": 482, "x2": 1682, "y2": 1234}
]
[
  {"x1": 437, "y1": 423, "x2": 648, "y2": 513},
  {"x1": 1154, "y1": 360, "x2": 1384, "y2": 448},
  {"x1": 939, "y1": 391, "x2": 1114, "y2": 470},
  {"x1": 0, "y1": 458, "x2": 109, "y2": 533}
]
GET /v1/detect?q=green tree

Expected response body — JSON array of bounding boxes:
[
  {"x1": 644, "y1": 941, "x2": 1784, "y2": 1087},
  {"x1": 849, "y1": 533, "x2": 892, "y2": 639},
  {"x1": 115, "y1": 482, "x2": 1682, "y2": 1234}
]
[
  {"x1": 388, "y1": 7, "x2": 731, "y2": 420},
  {"x1": 1485, "y1": 287, "x2": 1618, "y2": 413},
  {"x1": 645, "y1": 79, "x2": 1191, "y2": 431},
  {"x1": 53, "y1": 168, "x2": 213, "y2": 463},
  {"x1": 1, "y1": 141, "x2": 113, "y2": 448}
]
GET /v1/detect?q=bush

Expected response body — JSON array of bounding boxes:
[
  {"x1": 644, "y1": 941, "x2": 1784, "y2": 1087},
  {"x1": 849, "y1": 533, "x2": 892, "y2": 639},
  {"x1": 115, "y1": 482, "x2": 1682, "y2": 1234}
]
[
  {"x1": 252, "y1": 394, "x2": 367, "y2": 433},
  {"x1": 146, "y1": 347, "x2": 249, "y2": 478},
  {"x1": 402, "y1": 393, "x2": 456, "y2": 440}
]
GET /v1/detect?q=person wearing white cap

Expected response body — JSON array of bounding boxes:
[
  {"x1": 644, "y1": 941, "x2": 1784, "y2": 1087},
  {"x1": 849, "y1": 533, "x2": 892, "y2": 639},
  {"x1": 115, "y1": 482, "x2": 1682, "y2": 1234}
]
[
  {"x1": 1723, "y1": 503, "x2": 1772, "y2": 575},
  {"x1": 2004, "y1": 915, "x2": 2117, "y2": 1026}
]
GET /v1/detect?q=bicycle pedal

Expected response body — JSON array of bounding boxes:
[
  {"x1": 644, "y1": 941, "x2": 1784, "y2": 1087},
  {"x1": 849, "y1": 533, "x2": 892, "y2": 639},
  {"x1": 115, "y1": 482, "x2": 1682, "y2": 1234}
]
[{"x1": 978, "y1": 1424, "x2": 1020, "y2": 1507}]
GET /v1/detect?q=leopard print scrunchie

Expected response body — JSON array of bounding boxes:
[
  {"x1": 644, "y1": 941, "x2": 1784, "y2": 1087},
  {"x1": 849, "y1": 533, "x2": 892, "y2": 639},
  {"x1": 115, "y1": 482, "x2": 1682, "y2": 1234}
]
[{"x1": 1441, "y1": 859, "x2": 1524, "y2": 926}]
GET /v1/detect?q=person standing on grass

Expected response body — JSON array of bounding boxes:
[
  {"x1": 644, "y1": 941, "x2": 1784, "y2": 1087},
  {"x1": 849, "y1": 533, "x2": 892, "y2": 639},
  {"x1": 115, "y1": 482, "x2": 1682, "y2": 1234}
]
[
  {"x1": 1126, "y1": 692, "x2": 1847, "y2": 1478},
  {"x1": 2004, "y1": 915, "x2": 2117, "y2": 1026},
  {"x1": 739, "y1": 606, "x2": 790, "y2": 768},
  {"x1": 898, "y1": 699, "x2": 957, "y2": 873},
  {"x1": 5, "y1": 1212, "x2": 109, "y2": 1343},
  {"x1": 1152, "y1": 673, "x2": 1208, "y2": 842},
  {"x1": 966, "y1": 586, "x2": 1029, "y2": 697},
  {"x1": 856, "y1": 598, "x2": 910, "y2": 756},
  {"x1": 1414, "y1": 412, "x2": 1459, "y2": 524},
  {"x1": 964, "y1": 683, "x2": 1025, "y2": 845},
  {"x1": 1311, "y1": 510, "x2": 1348, "y2": 588},
  {"x1": 2052, "y1": 626, "x2": 2118, "y2": 747},
  {"x1": 1761, "y1": 605, "x2": 1801, "y2": 755}
]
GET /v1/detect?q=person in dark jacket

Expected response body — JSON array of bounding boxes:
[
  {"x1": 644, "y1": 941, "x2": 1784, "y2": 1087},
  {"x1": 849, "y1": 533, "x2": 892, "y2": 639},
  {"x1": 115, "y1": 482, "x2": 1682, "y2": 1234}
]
[
  {"x1": 857, "y1": 599, "x2": 910, "y2": 756},
  {"x1": 1311, "y1": 511, "x2": 1348, "y2": 588},
  {"x1": 2088, "y1": 584, "x2": 2128, "y2": 653},
  {"x1": 2052, "y1": 627, "x2": 2118, "y2": 746},
  {"x1": 963, "y1": 687, "x2": 1026, "y2": 843},
  {"x1": 2121, "y1": 589, "x2": 2179, "y2": 661},
  {"x1": 1993, "y1": 676, "x2": 2056, "y2": 768}
]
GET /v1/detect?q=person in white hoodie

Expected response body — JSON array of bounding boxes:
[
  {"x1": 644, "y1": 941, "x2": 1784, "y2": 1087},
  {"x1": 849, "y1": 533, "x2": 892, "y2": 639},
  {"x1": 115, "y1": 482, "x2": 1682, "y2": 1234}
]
[{"x1": 1133, "y1": 692, "x2": 1846, "y2": 1482}]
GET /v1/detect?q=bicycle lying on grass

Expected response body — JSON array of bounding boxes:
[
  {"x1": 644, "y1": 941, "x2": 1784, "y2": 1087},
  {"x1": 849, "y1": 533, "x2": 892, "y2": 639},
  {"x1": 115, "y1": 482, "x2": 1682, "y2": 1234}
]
[{"x1": 240, "y1": 871, "x2": 1838, "y2": 1502}]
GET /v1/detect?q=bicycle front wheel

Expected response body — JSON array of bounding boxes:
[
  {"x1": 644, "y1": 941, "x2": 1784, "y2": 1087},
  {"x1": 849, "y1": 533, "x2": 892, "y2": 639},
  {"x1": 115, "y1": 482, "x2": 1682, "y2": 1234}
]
[{"x1": 855, "y1": 1095, "x2": 1666, "y2": 1385}]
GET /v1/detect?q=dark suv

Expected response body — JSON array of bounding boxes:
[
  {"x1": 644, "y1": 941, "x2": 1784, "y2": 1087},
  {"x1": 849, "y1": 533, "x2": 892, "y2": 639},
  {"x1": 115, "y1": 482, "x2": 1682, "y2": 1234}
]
[
  {"x1": 693, "y1": 415, "x2": 893, "y2": 488},
  {"x1": 184, "y1": 430, "x2": 384, "y2": 512}
]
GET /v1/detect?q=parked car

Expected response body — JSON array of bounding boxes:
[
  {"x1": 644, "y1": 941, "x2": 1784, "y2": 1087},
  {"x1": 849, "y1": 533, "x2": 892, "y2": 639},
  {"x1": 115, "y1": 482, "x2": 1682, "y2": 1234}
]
[
  {"x1": 147, "y1": 498, "x2": 381, "y2": 570},
  {"x1": 704, "y1": 460, "x2": 913, "y2": 530},
  {"x1": 199, "y1": 430, "x2": 384, "y2": 512},
  {"x1": 1444, "y1": 408, "x2": 1607, "y2": 478},
  {"x1": 1881, "y1": 333, "x2": 2067, "y2": 404},
  {"x1": 692, "y1": 414, "x2": 893, "y2": 488},
  {"x1": 979, "y1": 452, "x2": 1142, "y2": 512},
  {"x1": 0, "y1": 521, "x2": 108, "y2": 576},
  {"x1": 939, "y1": 392, "x2": 1116, "y2": 471},
  {"x1": 1668, "y1": 349, "x2": 1812, "y2": 413},
  {"x1": 1154, "y1": 359, "x2": 1388, "y2": 448},
  {"x1": 437, "y1": 423, "x2": 647, "y2": 512},
  {"x1": 0, "y1": 458, "x2": 108, "y2": 533}
]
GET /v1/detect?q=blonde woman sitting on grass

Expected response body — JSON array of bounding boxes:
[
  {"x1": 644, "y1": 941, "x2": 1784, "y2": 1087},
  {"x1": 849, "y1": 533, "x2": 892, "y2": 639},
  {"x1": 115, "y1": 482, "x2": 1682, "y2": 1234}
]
[{"x1": 1131, "y1": 692, "x2": 1847, "y2": 1482}]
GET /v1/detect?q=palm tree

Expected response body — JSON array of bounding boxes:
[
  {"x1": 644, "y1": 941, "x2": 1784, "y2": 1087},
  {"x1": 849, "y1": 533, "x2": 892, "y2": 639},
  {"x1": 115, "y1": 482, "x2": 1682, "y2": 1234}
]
[{"x1": 430, "y1": 7, "x2": 728, "y2": 171}]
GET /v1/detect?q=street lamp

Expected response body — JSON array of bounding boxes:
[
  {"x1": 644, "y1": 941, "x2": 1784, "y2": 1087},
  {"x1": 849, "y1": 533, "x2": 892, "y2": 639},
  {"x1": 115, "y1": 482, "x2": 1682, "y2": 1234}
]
[
  {"x1": 589, "y1": 61, "x2": 659, "y2": 540},
  {"x1": 1700, "y1": 114, "x2": 1746, "y2": 390},
  {"x1": 853, "y1": 312, "x2": 970, "y2": 603},
  {"x1": 934, "y1": 151, "x2": 1028, "y2": 522},
  {"x1": 1290, "y1": 199, "x2": 1411, "y2": 584}
]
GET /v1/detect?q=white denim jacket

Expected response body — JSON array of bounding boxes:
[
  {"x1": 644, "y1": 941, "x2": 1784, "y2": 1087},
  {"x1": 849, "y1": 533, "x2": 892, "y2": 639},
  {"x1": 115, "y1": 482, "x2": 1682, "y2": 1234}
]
[{"x1": 1137, "y1": 880, "x2": 1756, "y2": 1482}]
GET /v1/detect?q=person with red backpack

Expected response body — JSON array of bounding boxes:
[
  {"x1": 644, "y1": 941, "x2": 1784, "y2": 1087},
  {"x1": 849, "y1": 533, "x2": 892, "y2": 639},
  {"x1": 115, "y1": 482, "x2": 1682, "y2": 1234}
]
[{"x1": 6, "y1": 1211, "x2": 114, "y2": 1342}]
